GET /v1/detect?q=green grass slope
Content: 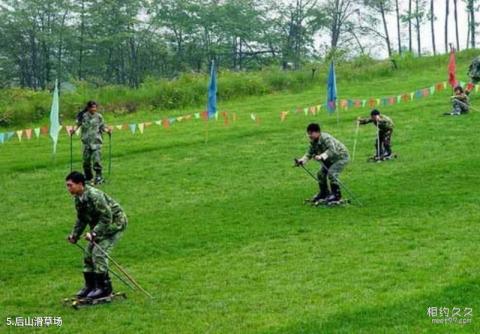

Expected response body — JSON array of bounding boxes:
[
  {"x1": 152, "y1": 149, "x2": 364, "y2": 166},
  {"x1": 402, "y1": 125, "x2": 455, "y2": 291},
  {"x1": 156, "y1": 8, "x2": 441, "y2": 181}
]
[{"x1": 1, "y1": 51, "x2": 480, "y2": 333}]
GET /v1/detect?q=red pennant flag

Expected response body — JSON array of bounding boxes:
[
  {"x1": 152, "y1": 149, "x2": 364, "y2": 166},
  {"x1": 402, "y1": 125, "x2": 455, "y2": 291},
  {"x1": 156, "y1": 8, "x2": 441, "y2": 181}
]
[
  {"x1": 201, "y1": 111, "x2": 209, "y2": 120},
  {"x1": 402, "y1": 94, "x2": 410, "y2": 102},
  {"x1": 162, "y1": 119, "x2": 170, "y2": 129},
  {"x1": 435, "y1": 82, "x2": 444, "y2": 91},
  {"x1": 448, "y1": 50, "x2": 458, "y2": 88},
  {"x1": 40, "y1": 126, "x2": 49, "y2": 135}
]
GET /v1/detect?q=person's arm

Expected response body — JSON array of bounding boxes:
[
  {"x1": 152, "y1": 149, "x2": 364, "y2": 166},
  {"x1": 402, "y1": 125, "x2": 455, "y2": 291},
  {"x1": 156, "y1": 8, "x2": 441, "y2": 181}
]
[
  {"x1": 68, "y1": 210, "x2": 88, "y2": 243},
  {"x1": 91, "y1": 195, "x2": 113, "y2": 239},
  {"x1": 99, "y1": 115, "x2": 111, "y2": 135},
  {"x1": 357, "y1": 117, "x2": 371, "y2": 125}
]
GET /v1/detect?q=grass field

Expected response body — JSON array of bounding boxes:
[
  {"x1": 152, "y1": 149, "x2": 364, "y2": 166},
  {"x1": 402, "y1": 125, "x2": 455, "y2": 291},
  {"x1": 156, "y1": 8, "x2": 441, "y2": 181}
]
[{"x1": 1, "y1": 53, "x2": 480, "y2": 333}]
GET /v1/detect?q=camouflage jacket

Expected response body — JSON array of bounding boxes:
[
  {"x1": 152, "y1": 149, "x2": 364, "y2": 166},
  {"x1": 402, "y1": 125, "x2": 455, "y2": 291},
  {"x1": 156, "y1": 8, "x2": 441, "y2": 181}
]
[
  {"x1": 76, "y1": 111, "x2": 107, "y2": 149},
  {"x1": 304, "y1": 132, "x2": 349, "y2": 163},
  {"x1": 359, "y1": 115, "x2": 394, "y2": 133},
  {"x1": 452, "y1": 93, "x2": 469, "y2": 104},
  {"x1": 468, "y1": 57, "x2": 480, "y2": 82},
  {"x1": 71, "y1": 185, "x2": 127, "y2": 240}
]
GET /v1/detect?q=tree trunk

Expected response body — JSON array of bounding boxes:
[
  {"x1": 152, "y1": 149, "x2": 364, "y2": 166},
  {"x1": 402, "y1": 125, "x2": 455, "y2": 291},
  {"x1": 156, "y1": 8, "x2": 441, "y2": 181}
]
[
  {"x1": 468, "y1": 0, "x2": 476, "y2": 48},
  {"x1": 445, "y1": 0, "x2": 449, "y2": 53},
  {"x1": 408, "y1": 0, "x2": 412, "y2": 52},
  {"x1": 415, "y1": 0, "x2": 421, "y2": 56},
  {"x1": 430, "y1": 0, "x2": 436, "y2": 55},
  {"x1": 380, "y1": 3, "x2": 392, "y2": 57},
  {"x1": 396, "y1": 0, "x2": 402, "y2": 54},
  {"x1": 453, "y1": 0, "x2": 459, "y2": 51},
  {"x1": 78, "y1": 0, "x2": 85, "y2": 80}
]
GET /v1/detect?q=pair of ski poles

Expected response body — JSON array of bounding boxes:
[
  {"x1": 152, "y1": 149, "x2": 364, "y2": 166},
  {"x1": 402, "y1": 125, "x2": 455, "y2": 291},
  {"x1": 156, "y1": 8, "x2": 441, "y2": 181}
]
[
  {"x1": 74, "y1": 242, "x2": 154, "y2": 299},
  {"x1": 70, "y1": 132, "x2": 112, "y2": 176},
  {"x1": 294, "y1": 158, "x2": 363, "y2": 207}
]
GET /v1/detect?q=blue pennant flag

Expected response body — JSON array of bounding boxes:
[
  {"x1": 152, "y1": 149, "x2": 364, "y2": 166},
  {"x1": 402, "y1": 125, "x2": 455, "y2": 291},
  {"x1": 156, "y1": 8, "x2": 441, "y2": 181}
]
[
  {"x1": 207, "y1": 60, "x2": 217, "y2": 119},
  {"x1": 0, "y1": 133, "x2": 4, "y2": 144},
  {"x1": 327, "y1": 62, "x2": 337, "y2": 113}
]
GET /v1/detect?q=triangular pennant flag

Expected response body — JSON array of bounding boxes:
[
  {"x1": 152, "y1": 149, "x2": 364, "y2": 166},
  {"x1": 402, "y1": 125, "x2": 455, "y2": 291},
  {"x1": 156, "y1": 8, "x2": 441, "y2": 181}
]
[
  {"x1": 430, "y1": 86, "x2": 435, "y2": 95},
  {"x1": 6, "y1": 131, "x2": 14, "y2": 140},
  {"x1": 232, "y1": 113, "x2": 237, "y2": 122},
  {"x1": 362, "y1": 100, "x2": 367, "y2": 108},
  {"x1": 304, "y1": 108, "x2": 308, "y2": 115},
  {"x1": 443, "y1": 81, "x2": 448, "y2": 89},
  {"x1": 376, "y1": 99, "x2": 381, "y2": 105},
  {"x1": 34, "y1": 128, "x2": 41, "y2": 138},
  {"x1": 0, "y1": 133, "x2": 4, "y2": 144},
  {"x1": 41, "y1": 127, "x2": 49, "y2": 135},
  {"x1": 388, "y1": 97, "x2": 395, "y2": 105},
  {"x1": 250, "y1": 113, "x2": 256, "y2": 121},
  {"x1": 25, "y1": 129, "x2": 32, "y2": 140},
  {"x1": 138, "y1": 123, "x2": 144, "y2": 134},
  {"x1": 116, "y1": 125, "x2": 123, "y2": 130},
  {"x1": 16, "y1": 130, "x2": 23, "y2": 141},
  {"x1": 194, "y1": 113, "x2": 200, "y2": 119},
  {"x1": 162, "y1": 119, "x2": 170, "y2": 129},
  {"x1": 155, "y1": 120, "x2": 162, "y2": 126},
  {"x1": 214, "y1": 112, "x2": 219, "y2": 121},
  {"x1": 221, "y1": 111, "x2": 229, "y2": 125},
  {"x1": 129, "y1": 123, "x2": 137, "y2": 134},
  {"x1": 476, "y1": 85, "x2": 479, "y2": 93},
  {"x1": 435, "y1": 82, "x2": 444, "y2": 91},
  {"x1": 410, "y1": 92, "x2": 415, "y2": 100},
  {"x1": 280, "y1": 111, "x2": 288, "y2": 122},
  {"x1": 176, "y1": 117, "x2": 183, "y2": 122},
  {"x1": 145, "y1": 122, "x2": 153, "y2": 128},
  {"x1": 368, "y1": 99, "x2": 376, "y2": 108},
  {"x1": 423, "y1": 88, "x2": 429, "y2": 97},
  {"x1": 169, "y1": 117, "x2": 176, "y2": 125}
]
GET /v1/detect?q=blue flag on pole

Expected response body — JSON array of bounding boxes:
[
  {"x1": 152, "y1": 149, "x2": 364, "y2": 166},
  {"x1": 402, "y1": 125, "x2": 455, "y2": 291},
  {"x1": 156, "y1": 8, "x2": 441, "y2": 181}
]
[
  {"x1": 49, "y1": 80, "x2": 61, "y2": 154},
  {"x1": 327, "y1": 62, "x2": 337, "y2": 112},
  {"x1": 207, "y1": 60, "x2": 217, "y2": 119}
]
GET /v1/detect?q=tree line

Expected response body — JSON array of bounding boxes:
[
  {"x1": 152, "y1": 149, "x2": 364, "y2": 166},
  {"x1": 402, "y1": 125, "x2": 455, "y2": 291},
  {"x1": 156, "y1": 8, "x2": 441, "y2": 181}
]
[{"x1": 0, "y1": 0, "x2": 478, "y2": 89}]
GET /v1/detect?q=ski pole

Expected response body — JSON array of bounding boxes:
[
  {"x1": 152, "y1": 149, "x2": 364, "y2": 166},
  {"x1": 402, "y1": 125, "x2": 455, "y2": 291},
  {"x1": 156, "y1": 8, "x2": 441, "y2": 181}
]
[
  {"x1": 70, "y1": 133, "x2": 73, "y2": 172},
  {"x1": 352, "y1": 121, "x2": 360, "y2": 162},
  {"x1": 73, "y1": 243, "x2": 135, "y2": 291},
  {"x1": 92, "y1": 241, "x2": 154, "y2": 299},
  {"x1": 452, "y1": 98, "x2": 479, "y2": 112},
  {"x1": 318, "y1": 160, "x2": 363, "y2": 207},
  {"x1": 108, "y1": 132, "x2": 112, "y2": 176}
]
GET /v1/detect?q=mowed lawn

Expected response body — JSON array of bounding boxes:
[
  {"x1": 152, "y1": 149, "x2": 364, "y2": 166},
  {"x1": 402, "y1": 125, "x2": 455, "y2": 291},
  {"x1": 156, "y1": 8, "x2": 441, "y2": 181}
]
[{"x1": 1, "y1": 58, "x2": 480, "y2": 333}]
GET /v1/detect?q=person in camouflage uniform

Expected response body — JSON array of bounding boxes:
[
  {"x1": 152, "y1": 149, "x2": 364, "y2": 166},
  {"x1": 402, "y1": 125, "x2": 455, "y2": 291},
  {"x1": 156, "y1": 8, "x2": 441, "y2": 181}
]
[
  {"x1": 358, "y1": 109, "x2": 394, "y2": 160},
  {"x1": 444, "y1": 86, "x2": 469, "y2": 116},
  {"x1": 295, "y1": 123, "x2": 350, "y2": 204},
  {"x1": 70, "y1": 101, "x2": 111, "y2": 185},
  {"x1": 66, "y1": 171, "x2": 127, "y2": 299}
]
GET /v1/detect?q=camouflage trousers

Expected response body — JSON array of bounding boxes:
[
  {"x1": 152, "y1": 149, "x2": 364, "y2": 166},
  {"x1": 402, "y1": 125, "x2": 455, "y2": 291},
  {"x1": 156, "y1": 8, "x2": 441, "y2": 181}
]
[
  {"x1": 376, "y1": 130, "x2": 393, "y2": 156},
  {"x1": 83, "y1": 215, "x2": 127, "y2": 274},
  {"x1": 317, "y1": 156, "x2": 349, "y2": 192},
  {"x1": 83, "y1": 145, "x2": 103, "y2": 180},
  {"x1": 451, "y1": 100, "x2": 469, "y2": 115}
]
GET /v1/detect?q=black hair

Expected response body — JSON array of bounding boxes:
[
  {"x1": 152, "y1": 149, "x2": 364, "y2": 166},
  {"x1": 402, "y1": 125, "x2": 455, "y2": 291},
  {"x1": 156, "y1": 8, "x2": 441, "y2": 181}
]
[
  {"x1": 66, "y1": 171, "x2": 86, "y2": 185},
  {"x1": 454, "y1": 86, "x2": 464, "y2": 93},
  {"x1": 306, "y1": 123, "x2": 321, "y2": 133},
  {"x1": 370, "y1": 109, "x2": 381, "y2": 116},
  {"x1": 77, "y1": 100, "x2": 98, "y2": 122}
]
